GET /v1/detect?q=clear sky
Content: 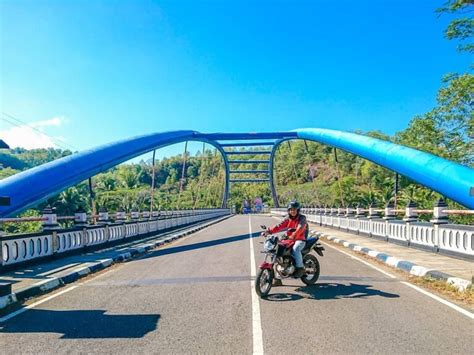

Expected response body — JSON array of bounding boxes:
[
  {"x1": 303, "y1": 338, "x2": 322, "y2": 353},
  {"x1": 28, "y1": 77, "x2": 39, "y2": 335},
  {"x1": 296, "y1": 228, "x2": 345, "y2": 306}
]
[{"x1": 0, "y1": 0, "x2": 471, "y2": 160}]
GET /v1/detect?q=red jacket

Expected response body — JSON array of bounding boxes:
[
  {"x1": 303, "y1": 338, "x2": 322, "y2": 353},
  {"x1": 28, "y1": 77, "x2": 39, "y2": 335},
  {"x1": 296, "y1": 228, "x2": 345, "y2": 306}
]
[{"x1": 268, "y1": 214, "x2": 308, "y2": 241}]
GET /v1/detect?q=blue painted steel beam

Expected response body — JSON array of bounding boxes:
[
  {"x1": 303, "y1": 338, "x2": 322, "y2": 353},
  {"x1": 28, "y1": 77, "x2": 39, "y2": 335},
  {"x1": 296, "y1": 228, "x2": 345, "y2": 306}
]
[
  {"x1": 194, "y1": 132, "x2": 297, "y2": 140},
  {"x1": 229, "y1": 170, "x2": 269, "y2": 174},
  {"x1": 225, "y1": 151, "x2": 271, "y2": 155},
  {"x1": 228, "y1": 160, "x2": 270, "y2": 164},
  {"x1": 220, "y1": 142, "x2": 275, "y2": 147},
  {"x1": 2, "y1": 128, "x2": 473, "y2": 216},
  {"x1": 229, "y1": 179, "x2": 270, "y2": 183},
  {"x1": 294, "y1": 128, "x2": 474, "y2": 209},
  {"x1": 0, "y1": 131, "x2": 232, "y2": 216},
  {"x1": 269, "y1": 138, "x2": 285, "y2": 208}
]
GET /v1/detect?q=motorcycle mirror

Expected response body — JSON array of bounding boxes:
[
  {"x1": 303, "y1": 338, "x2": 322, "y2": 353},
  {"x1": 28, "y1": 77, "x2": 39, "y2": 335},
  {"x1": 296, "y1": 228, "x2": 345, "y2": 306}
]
[{"x1": 260, "y1": 225, "x2": 267, "y2": 230}]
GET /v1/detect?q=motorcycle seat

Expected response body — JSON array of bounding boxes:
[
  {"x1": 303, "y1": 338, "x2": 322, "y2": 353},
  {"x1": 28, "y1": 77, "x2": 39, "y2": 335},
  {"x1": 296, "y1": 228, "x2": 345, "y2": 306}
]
[{"x1": 302, "y1": 237, "x2": 318, "y2": 253}]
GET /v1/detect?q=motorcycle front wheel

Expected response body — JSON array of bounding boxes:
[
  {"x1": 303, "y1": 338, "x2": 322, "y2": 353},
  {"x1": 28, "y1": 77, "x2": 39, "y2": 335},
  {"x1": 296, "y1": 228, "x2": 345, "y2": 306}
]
[
  {"x1": 301, "y1": 254, "x2": 320, "y2": 285},
  {"x1": 255, "y1": 268, "x2": 274, "y2": 298}
]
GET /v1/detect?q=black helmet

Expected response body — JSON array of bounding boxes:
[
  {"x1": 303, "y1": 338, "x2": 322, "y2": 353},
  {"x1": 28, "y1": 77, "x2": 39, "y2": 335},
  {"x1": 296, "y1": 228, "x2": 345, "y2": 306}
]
[{"x1": 287, "y1": 200, "x2": 301, "y2": 212}]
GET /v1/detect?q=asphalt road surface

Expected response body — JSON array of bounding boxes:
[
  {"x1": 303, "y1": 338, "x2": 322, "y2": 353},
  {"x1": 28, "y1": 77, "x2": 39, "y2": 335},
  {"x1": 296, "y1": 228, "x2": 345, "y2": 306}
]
[{"x1": 0, "y1": 215, "x2": 472, "y2": 354}]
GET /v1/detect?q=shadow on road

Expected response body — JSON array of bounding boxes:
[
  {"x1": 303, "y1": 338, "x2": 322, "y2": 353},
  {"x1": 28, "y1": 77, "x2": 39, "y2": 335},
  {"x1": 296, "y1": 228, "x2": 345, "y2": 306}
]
[
  {"x1": 266, "y1": 282, "x2": 400, "y2": 302},
  {"x1": 0, "y1": 309, "x2": 160, "y2": 338},
  {"x1": 141, "y1": 232, "x2": 261, "y2": 259}
]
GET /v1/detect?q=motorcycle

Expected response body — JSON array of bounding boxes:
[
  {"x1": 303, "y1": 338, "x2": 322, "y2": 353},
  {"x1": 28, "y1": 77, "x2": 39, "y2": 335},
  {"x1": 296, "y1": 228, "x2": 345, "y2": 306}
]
[{"x1": 255, "y1": 225, "x2": 325, "y2": 298}]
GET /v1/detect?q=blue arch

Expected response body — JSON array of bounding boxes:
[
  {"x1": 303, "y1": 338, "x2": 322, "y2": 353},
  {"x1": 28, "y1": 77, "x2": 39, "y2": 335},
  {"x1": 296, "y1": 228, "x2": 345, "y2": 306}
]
[
  {"x1": 0, "y1": 131, "x2": 231, "y2": 216},
  {"x1": 294, "y1": 128, "x2": 473, "y2": 209},
  {"x1": 0, "y1": 129, "x2": 473, "y2": 216}
]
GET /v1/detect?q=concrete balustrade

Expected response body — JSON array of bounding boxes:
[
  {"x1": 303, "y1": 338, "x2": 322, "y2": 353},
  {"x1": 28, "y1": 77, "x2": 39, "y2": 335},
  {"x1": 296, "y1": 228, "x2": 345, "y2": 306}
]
[
  {"x1": 1, "y1": 233, "x2": 53, "y2": 265},
  {"x1": 272, "y1": 203, "x2": 474, "y2": 259},
  {"x1": 1, "y1": 208, "x2": 231, "y2": 268}
]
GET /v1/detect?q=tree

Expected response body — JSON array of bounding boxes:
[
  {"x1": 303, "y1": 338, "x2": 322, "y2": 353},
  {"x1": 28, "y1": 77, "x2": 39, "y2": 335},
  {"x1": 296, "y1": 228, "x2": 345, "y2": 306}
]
[{"x1": 438, "y1": 0, "x2": 474, "y2": 53}]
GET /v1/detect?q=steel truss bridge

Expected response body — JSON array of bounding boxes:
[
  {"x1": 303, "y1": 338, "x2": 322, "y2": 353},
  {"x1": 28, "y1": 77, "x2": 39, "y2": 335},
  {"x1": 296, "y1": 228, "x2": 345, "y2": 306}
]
[{"x1": 0, "y1": 128, "x2": 473, "y2": 217}]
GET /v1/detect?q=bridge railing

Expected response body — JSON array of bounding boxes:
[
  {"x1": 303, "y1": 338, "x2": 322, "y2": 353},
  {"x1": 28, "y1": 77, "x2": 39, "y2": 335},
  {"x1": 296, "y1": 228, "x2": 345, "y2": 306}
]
[
  {"x1": 0, "y1": 208, "x2": 231, "y2": 268},
  {"x1": 271, "y1": 204, "x2": 474, "y2": 260}
]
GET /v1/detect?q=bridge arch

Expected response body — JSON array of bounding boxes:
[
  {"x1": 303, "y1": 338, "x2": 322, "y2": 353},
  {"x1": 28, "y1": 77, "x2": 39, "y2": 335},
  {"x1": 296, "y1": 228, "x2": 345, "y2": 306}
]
[
  {"x1": 269, "y1": 129, "x2": 473, "y2": 209},
  {"x1": 293, "y1": 128, "x2": 473, "y2": 209},
  {"x1": 0, "y1": 128, "x2": 472, "y2": 217},
  {"x1": 0, "y1": 131, "x2": 231, "y2": 216}
]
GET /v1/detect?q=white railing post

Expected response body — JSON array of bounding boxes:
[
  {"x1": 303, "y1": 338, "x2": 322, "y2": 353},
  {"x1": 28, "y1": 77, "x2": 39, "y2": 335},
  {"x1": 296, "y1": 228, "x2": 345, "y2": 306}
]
[
  {"x1": 367, "y1": 204, "x2": 380, "y2": 238},
  {"x1": 345, "y1": 206, "x2": 354, "y2": 231},
  {"x1": 430, "y1": 198, "x2": 449, "y2": 225},
  {"x1": 41, "y1": 206, "x2": 59, "y2": 253},
  {"x1": 368, "y1": 205, "x2": 380, "y2": 219},
  {"x1": 131, "y1": 210, "x2": 140, "y2": 221},
  {"x1": 430, "y1": 199, "x2": 449, "y2": 252},
  {"x1": 355, "y1": 205, "x2": 365, "y2": 234},
  {"x1": 97, "y1": 208, "x2": 110, "y2": 241},
  {"x1": 404, "y1": 201, "x2": 418, "y2": 246},
  {"x1": 98, "y1": 207, "x2": 110, "y2": 225},
  {"x1": 74, "y1": 208, "x2": 88, "y2": 247},
  {"x1": 383, "y1": 202, "x2": 396, "y2": 241},
  {"x1": 74, "y1": 208, "x2": 88, "y2": 227},
  {"x1": 336, "y1": 207, "x2": 343, "y2": 229},
  {"x1": 42, "y1": 206, "x2": 59, "y2": 231},
  {"x1": 116, "y1": 210, "x2": 126, "y2": 222}
]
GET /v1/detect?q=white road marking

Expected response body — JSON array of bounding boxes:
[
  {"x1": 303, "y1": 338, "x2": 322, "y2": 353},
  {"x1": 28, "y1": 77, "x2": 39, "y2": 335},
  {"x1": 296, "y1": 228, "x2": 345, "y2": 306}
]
[
  {"x1": 401, "y1": 282, "x2": 474, "y2": 320},
  {"x1": 249, "y1": 216, "x2": 264, "y2": 355},
  {"x1": 321, "y1": 239, "x2": 474, "y2": 319},
  {"x1": 0, "y1": 286, "x2": 78, "y2": 323},
  {"x1": 322, "y1": 241, "x2": 397, "y2": 279}
]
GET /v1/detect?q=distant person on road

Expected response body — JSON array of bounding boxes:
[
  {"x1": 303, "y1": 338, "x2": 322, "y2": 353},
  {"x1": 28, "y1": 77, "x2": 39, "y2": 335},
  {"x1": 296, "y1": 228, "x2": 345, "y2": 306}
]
[{"x1": 262, "y1": 200, "x2": 308, "y2": 285}]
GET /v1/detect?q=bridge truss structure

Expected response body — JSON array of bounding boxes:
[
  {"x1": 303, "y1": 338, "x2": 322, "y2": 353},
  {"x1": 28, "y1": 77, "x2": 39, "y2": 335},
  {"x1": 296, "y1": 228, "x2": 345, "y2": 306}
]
[{"x1": 1, "y1": 128, "x2": 473, "y2": 216}]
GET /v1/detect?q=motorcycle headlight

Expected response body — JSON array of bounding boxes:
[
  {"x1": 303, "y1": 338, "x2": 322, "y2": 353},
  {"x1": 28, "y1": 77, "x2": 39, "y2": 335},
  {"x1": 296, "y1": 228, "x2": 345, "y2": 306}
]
[{"x1": 263, "y1": 240, "x2": 275, "y2": 252}]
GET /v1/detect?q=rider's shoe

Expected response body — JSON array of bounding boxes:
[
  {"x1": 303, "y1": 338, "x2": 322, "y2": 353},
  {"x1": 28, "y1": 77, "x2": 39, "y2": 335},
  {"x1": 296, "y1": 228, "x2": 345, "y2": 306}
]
[
  {"x1": 272, "y1": 278, "x2": 283, "y2": 287},
  {"x1": 293, "y1": 267, "x2": 305, "y2": 278}
]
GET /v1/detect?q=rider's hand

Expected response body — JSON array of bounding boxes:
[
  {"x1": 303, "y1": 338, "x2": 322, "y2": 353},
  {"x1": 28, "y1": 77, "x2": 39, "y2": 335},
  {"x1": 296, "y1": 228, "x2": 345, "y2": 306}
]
[{"x1": 261, "y1": 231, "x2": 269, "y2": 237}]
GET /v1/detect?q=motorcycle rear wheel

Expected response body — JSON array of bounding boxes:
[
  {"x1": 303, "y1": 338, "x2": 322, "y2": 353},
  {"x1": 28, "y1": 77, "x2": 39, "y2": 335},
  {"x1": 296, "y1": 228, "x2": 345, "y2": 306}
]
[
  {"x1": 255, "y1": 268, "x2": 274, "y2": 298},
  {"x1": 301, "y1": 254, "x2": 320, "y2": 285}
]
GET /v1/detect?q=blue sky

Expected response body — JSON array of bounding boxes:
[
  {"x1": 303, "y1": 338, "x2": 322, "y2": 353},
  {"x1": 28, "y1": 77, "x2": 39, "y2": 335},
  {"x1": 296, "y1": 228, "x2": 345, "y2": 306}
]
[{"x1": 0, "y1": 0, "x2": 471, "y2": 160}]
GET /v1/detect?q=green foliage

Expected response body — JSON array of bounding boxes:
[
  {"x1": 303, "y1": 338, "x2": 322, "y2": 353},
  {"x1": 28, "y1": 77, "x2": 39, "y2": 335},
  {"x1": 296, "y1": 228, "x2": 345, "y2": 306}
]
[
  {"x1": 7, "y1": 147, "x2": 72, "y2": 168},
  {"x1": 0, "y1": 209, "x2": 42, "y2": 234},
  {"x1": 438, "y1": 0, "x2": 474, "y2": 52},
  {"x1": 0, "y1": 167, "x2": 20, "y2": 179}
]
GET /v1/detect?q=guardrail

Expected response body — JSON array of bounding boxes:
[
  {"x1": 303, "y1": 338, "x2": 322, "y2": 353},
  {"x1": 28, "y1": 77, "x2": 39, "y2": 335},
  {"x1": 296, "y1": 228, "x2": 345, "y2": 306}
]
[
  {"x1": 271, "y1": 206, "x2": 474, "y2": 260},
  {"x1": 1, "y1": 208, "x2": 231, "y2": 268}
]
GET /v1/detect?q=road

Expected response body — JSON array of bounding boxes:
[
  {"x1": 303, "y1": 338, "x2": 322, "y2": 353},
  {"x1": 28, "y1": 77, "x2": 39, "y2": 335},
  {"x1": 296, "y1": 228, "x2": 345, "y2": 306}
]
[{"x1": 0, "y1": 215, "x2": 472, "y2": 354}]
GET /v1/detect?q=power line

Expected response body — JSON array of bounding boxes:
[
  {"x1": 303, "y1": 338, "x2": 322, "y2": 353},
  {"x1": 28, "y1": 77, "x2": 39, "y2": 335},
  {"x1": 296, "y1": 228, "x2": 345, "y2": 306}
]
[
  {"x1": 1, "y1": 114, "x2": 77, "y2": 152},
  {"x1": 1, "y1": 112, "x2": 78, "y2": 151},
  {"x1": 1, "y1": 112, "x2": 78, "y2": 150}
]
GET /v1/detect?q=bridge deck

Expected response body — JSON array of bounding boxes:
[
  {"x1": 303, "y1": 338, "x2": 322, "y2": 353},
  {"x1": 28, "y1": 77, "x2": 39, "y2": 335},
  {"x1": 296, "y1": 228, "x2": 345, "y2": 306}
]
[{"x1": 0, "y1": 215, "x2": 472, "y2": 353}]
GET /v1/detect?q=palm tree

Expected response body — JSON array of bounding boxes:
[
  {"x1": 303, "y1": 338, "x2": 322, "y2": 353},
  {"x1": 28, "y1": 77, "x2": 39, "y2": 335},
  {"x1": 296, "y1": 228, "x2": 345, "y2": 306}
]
[
  {"x1": 379, "y1": 178, "x2": 395, "y2": 206},
  {"x1": 118, "y1": 166, "x2": 142, "y2": 189},
  {"x1": 360, "y1": 190, "x2": 379, "y2": 207},
  {"x1": 53, "y1": 187, "x2": 88, "y2": 215}
]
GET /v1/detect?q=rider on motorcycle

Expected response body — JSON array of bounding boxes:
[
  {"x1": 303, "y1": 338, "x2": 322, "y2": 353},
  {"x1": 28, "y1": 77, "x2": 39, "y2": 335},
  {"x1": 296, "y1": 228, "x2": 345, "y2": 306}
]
[{"x1": 263, "y1": 200, "x2": 308, "y2": 281}]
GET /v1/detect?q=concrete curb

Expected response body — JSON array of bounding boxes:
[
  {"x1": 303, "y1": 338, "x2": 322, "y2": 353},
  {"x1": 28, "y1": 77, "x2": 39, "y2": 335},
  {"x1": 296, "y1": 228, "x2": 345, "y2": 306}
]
[
  {"x1": 0, "y1": 215, "x2": 232, "y2": 311},
  {"x1": 317, "y1": 231, "x2": 472, "y2": 292}
]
